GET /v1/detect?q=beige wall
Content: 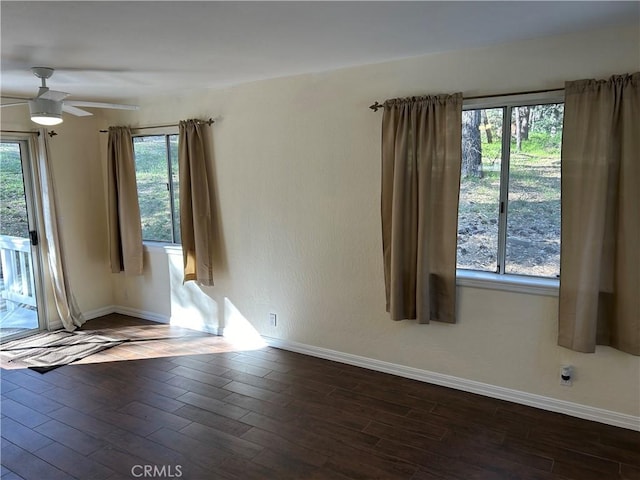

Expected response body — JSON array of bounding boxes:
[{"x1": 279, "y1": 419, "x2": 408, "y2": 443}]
[
  {"x1": 106, "y1": 24, "x2": 640, "y2": 418},
  {"x1": 9, "y1": 23, "x2": 638, "y2": 419}
]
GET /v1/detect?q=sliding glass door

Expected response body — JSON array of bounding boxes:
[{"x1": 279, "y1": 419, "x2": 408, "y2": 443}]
[{"x1": 0, "y1": 140, "x2": 43, "y2": 340}]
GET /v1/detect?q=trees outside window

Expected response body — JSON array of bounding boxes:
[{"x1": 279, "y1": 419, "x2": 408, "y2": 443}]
[{"x1": 457, "y1": 96, "x2": 563, "y2": 278}]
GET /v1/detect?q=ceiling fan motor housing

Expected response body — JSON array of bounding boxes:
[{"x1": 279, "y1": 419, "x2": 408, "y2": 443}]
[{"x1": 29, "y1": 97, "x2": 63, "y2": 124}]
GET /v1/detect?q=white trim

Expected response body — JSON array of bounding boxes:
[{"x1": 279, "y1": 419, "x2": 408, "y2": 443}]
[
  {"x1": 113, "y1": 305, "x2": 170, "y2": 324},
  {"x1": 456, "y1": 270, "x2": 559, "y2": 297},
  {"x1": 77, "y1": 305, "x2": 171, "y2": 324},
  {"x1": 169, "y1": 317, "x2": 222, "y2": 336},
  {"x1": 463, "y1": 90, "x2": 565, "y2": 109},
  {"x1": 263, "y1": 336, "x2": 640, "y2": 432},
  {"x1": 131, "y1": 129, "x2": 179, "y2": 137},
  {"x1": 48, "y1": 305, "x2": 117, "y2": 331},
  {"x1": 81, "y1": 304, "x2": 223, "y2": 335},
  {"x1": 143, "y1": 242, "x2": 182, "y2": 256},
  {"x1": 82, "y1": 305, "x2": 118, "y2": 321}
]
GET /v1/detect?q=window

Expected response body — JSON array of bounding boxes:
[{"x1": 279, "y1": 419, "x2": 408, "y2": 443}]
[
  {"x1": 133, "y1": 134, "x2": 180, "y2": 243},
  {"x1": 457, "y1": 93, "x2": 563, "y2": 279}
]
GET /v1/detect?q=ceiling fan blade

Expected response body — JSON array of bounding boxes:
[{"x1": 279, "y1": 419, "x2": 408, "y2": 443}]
[
  {"x1": 1, "y1": 95, "x2": 31, "y2": 101},
  {"x1": 39, "y1": 90, "x2": 70, "y2": 101},
  {"x1": 65, "y1": 100, "x2": 139, "y2": 111},
  {"x1": 0, "y1": 101, "x2": 29, "y2": 108},
  {"x1": 62, "y1": 104, "x2": 93, "y2": 117}
]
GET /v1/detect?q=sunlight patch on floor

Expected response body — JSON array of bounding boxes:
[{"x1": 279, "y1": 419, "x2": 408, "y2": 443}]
[{"x1": 0, "y1": 310, "x2": 267, "y2": 370}]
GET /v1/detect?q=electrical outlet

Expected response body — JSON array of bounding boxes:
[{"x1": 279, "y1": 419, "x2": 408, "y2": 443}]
[
  {"x1": 269, "y1": 313, "x2": 277, "y2": 327},
  {"x1": 560, "y1": 365, "x2": 573, "y2": 386}
]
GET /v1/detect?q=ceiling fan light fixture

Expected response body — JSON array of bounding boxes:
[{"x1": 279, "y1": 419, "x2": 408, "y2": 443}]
[
  {"x1": 30, "y1": 114, "x2": 63, "y2": 126},
  {"x1": 28, "y1": 98, "x2": 63, "y2": 126}
]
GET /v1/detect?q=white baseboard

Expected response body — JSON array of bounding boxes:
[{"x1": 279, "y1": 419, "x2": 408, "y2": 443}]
[
  {"x1": 47, "y1": 305, "x2": 115, "y2": 331},
  {"x1": 169, "y1": 316, "x2": 222, "y2": 335},
  {"x1": 263, "y1": 336, "x2": 640, "y2": 432},
  {"x1": 81, "y1": 304, "x2": 171, "y2": 324},
  {"x1": 82, "y1": 304, "x2": 222, "y2": 335},
  {"x1": 113, "y1": 306, "x2": 170, "y2": 324},
  {"x1": 83, "y1": 305, "x2": 118, "y2": 321}
]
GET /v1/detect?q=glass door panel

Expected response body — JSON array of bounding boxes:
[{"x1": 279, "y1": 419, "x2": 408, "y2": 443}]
[{"x1": 0, "y1": 141, "x2": 41, "y2": 340}]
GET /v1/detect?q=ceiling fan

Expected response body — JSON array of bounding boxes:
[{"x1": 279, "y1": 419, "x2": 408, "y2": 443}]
[{"x1": 0, "y1": 67, "x2": 139, "y2": 126}]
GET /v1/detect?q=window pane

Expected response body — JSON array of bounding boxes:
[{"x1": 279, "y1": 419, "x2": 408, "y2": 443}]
[
  {"x1": 457, "y1": 108, "x2": 503, "y2": 272},
  {"x1": 505, "y1": 104, "x2": 562, "y2": 277},
  {"x1": 169, "y1": 134, "x2": 181, "y2": 243},
  {"x1": 133, "y1": 136, "x2": 172, "y2": 242}
]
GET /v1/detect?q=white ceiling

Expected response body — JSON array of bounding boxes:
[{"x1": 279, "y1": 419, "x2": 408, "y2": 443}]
[{"x1": 1, "y1": 1, "x2": 638, "y2": 103}]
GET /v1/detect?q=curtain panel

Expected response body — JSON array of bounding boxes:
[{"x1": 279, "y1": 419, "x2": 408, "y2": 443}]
[
  {"x1": 381, "y1": 94, "x2": 463, "y2": 324},
  {"x1": 31, "y1": 130, "x2": 84, "y2": 331},
  {"x1": 107, "y1": 127, "x2": 143, "y2": 275},
  {"x1": 178, "y1": 119, "x2": 215, "y2": 286},
  {"x1": 559, "y1": 73, "x2": 639, "y2": 355}
]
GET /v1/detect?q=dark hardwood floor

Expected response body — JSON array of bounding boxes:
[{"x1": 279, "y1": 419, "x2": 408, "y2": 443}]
[{"x1": 1, "y1": 314, "x2": 639, "y2": 479}]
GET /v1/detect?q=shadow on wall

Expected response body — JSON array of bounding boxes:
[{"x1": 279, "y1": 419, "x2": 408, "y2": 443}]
[
  {"x1": 167, "y1": 251, "x2": 220, "y2": 334},
  {"x1": 166, "y1": 251, "x2": 264, "y2": 349}
]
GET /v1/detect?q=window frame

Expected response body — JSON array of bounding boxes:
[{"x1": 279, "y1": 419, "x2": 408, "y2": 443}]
[
  {"x1": 457, "y1": 91, "x2": 564, "y2": 296},
  {"x1": 132, "y1": 132, "x2": 180, "y2": 245}
]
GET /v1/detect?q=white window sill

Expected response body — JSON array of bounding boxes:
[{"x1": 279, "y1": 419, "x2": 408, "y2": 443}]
[
  {"x1": 456, "y1": 269, "x2": 559, "y2": 297},
  {"x1": 143, "y1": 241, "x2": 183, "y2": 255}
]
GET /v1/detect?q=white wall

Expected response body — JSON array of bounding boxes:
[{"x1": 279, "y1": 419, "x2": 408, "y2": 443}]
[{"x1": 92, "y1": 23, "x2": 640, "y2": 421}]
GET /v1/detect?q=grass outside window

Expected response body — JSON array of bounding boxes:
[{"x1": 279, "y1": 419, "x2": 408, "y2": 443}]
[
  {"x1": 458, "y1": 97, "x2": 563, "y2": 279},
  {"x1": 133, "y1": 134, "x2": 180, "y2": 244}
]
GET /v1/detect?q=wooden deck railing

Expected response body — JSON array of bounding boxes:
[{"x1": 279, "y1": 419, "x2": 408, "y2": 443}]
[{"x1": 0, "y1": 235, "x2": 37, "y2": 310}]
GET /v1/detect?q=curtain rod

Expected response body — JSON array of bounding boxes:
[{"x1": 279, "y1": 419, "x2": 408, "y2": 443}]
[
  {"x1": 99, "y1": 118, "x2": 214, "y2": 133},
  {"x1": 369, "y1": 88, "x2": 565, "y2": 111},
  {"x1": 0, "y1": 129, "x2": 58, "y2": 137}
]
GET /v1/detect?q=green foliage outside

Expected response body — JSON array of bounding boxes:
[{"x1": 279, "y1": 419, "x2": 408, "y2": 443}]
[
  {"x1": 458, "y1": 104, "x2": 563, "y2": 277},
  {"x1": 0, "y1": 143, "x2": 29, "y2": 238},
  {"x1": 133, "y1": 135, "x2": 180, "y2": 243},
  {"x1": 515, "y1": 132, "x2": 562, "y2": 156},
  {"x1": 1, "y1": 137, "x2": 181, "y2": 245}
]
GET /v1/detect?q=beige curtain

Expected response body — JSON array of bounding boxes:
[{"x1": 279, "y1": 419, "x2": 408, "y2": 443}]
[
  {"x1": 179, "y1": 119, "x2": 214, "y2": 286},
  {"x1": 558, "y1": 73, "x2": 639, "y2": 355},
  {"x1": 381, "y1": 94, "x2": 463, "y2": 324},
  {"x1": 30, "y1": 130, "x2": 84, "y2": 331},
  {"x1": 107, "y1": 127, "x2": 143, "y2": 275}
]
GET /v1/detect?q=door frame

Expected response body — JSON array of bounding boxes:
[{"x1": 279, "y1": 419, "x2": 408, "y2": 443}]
[{"x1": 1, "y1": 134, "x2": 47, "y2": 340}]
